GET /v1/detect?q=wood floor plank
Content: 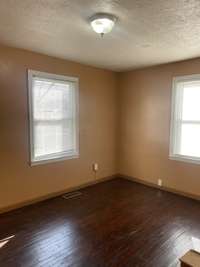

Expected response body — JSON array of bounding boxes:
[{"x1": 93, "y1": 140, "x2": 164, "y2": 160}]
[{"x1": 0, "y1": 178, "x2": 200, "y2": 266}]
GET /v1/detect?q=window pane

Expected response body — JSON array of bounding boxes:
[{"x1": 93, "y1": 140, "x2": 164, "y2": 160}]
[
  {"x1": 180, "y1": 123, "x2": 200, "y2": 157},
  {"x1": 34, "y1": 123, "x2": 63, "y2": 157},
  {"x1": 33, "y1": 79, "x2": 73, "y2": 120},
  {"x1": 34, "y1": 120, "x2": 75, "y2": 157},
  {"x1": 182, "y1": 82, "x2": 200, "y2": 121}
]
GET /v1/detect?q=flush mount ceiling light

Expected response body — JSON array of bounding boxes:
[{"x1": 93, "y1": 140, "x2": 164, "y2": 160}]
[{"x1": 90, "y1": 13, "x2": 117, "y2": 37}]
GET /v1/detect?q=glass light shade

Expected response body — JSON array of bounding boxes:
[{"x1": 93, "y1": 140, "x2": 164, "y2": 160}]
[{"x1": 90, "y1": 14, "x2": 116, "y2": 35}]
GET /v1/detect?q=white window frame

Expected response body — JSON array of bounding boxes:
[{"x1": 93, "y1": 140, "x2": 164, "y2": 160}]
[
  {"x1": 28, "y1": 70, "x2": 79, "y2": 166},
  {"x1": 169, "y1": 74, "x2": 200, "y2": 165}
]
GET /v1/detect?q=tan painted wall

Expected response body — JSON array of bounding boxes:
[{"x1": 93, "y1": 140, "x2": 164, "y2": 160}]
[
  {"x1": 0, "y1": 45, "x2": 118, "y2": 210},
  {"x1": 1, "y1": 43, "x2": 200, "y2": 211},
  {"x1": 118, "y1": 58, "x2": 200, "y2": 197}
]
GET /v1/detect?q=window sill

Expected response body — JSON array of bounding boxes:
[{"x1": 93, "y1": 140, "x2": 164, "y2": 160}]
[
  {"x1": 169, "y1": 155, "x2": 200, "y2": 165},
  {"x1": 30, "y1": 153, "x2": 79, "y2": 166}
]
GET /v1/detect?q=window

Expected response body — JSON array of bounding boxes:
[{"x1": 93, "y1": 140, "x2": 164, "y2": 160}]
[
  {"x1": 170, "y1": 74, "x2": 200, "y2": 164},
  {"x1": 28, "y1": 70, "x2": 79, "y2": 165}
]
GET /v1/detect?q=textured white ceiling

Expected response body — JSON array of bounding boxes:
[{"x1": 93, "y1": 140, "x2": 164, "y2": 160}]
[{"x1": 0, "y1": 0, "x2": 200, "y2": 71}]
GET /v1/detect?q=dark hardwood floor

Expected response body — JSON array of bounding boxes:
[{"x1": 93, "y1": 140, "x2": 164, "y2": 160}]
[{"x1": 0, "y1": 178, "x2": 200, "y2": 267}]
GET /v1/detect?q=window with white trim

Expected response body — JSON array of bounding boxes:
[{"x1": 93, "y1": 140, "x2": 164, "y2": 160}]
[
  {"x1": 170, "y1": 75, "x2": 200, "y2": 164},
  {"x1": 28, "y1": 70, "x2": 79, "y2": 165}
]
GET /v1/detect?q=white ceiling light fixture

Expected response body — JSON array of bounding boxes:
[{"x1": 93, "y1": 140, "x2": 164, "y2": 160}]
[{"x1": 90, "y1": 13, "x2": 117, "y2": 37}]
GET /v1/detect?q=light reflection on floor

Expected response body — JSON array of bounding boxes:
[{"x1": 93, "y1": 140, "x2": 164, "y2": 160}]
[
  {"x1": 0, "y1": 235, "x2": 15, "y2": 249},
  {"x1": 192, "y1": 236, "x2": 200, "y2": 252},
  {"x1": 33, "y1": 221, "x2": 76, "y2": 262}
]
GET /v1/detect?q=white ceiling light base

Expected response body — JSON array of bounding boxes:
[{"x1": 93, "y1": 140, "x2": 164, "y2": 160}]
[{"x1": 90, "y1": 13, "x2": 117, "y2": 37}]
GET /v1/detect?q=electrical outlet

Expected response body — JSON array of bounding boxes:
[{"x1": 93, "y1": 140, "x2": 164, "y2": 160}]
[
  {"x1": 158, "y1": 179, "x2": 162, "y2": 187},
  {"x1": 93, "y1": 163, "x2": 98, "y2": 172}
]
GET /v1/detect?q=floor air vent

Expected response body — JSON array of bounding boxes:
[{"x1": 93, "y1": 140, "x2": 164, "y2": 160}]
[{"x1": 62, "y1": 191, "x2": 82, "y2": 200}]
